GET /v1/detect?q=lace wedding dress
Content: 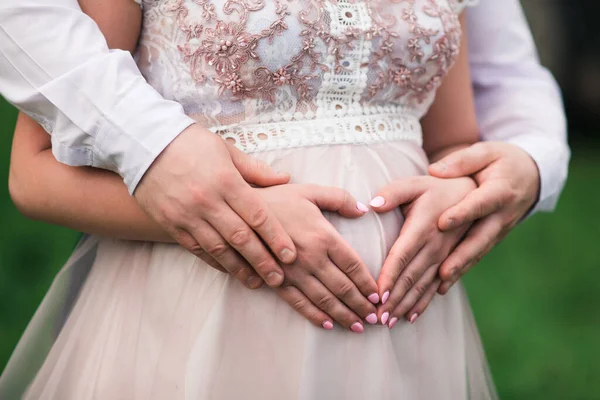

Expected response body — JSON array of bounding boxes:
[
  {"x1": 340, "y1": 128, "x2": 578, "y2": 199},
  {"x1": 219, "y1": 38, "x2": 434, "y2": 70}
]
[{"x1": 0, "y1": 0, "x2": 496, "y2": 398}]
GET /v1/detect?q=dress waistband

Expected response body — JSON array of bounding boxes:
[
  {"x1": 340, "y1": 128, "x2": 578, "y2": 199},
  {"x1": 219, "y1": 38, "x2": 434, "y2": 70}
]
[{"x1": 210, "y1": 113, "x2": 423, "y2": 153}]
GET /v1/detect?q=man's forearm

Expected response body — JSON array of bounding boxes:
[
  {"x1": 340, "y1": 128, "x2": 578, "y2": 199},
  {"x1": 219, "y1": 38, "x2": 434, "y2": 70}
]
[
  {"x1": 0, "y1": 0, "x2": 194, "y2": 192},
  {"x1": 467, "y1": 0, "x2": 570, "y2": 213}
]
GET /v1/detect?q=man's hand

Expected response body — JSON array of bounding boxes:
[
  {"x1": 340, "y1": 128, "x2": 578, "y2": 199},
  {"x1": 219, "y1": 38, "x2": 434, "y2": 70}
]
[
  {"x1": 429, "y1": 142, "x2": 541, "y2": 293},
  {"x1": 134, "y1": 124, "x2": 297, "y2": 288}
]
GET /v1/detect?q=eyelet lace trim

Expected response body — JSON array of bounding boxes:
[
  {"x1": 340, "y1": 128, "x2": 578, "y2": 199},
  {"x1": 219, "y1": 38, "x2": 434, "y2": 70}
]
[
  {"x1": 212, "y1": 112, "x2": 422, "y2": 154},
  {"x1": 315, "y1": 1, "x2": 372, "y2": 120}
]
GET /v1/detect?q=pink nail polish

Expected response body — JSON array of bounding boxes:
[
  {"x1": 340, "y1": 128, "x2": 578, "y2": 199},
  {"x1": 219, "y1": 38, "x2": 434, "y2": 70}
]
[
  {"x1": 381, "y1": 312, "x2": 389, "y2": 325},
  {"x1": 356, "y1": 201, "x2": 369, "y2": 213},
  {"x1": 409, "y1": 313, "x2": 419, "y2": 324},
  {"x1": 369, "y1": 196, "x2": 386, "y2": 208},
  {"x1": 381, "y1": 291, "x2": 390, "y2": 305},
  {"x1": 367, "y1": 293, "x2": 380, "y2": 304},
  {"x1": 366, "y1": 313, "x2": 377, "y2": 324},
  {"x1": 388, "y1": 317, "x2": 398, "y2": 329},
  {"x1": 351, "y1": 322, "x2": 364, "y2": 333},
  {"x1": 322, "y1": 321, "x2": 334, "y2": 330}
]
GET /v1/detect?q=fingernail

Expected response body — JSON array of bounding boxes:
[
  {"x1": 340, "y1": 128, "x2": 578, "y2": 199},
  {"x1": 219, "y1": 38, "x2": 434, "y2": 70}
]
[
  {"x1": 381, "y1": 312, "x2": 389, "y2": 325},
  {"x1": 369, "y1": 196, "x2": 386, "y2": 208},
  {"x1": 322, "y1": 321, "x2": 334, "y2": 330},
  {"x1": 388, "y1": 317, "x2": 398, "y2": 329},
  {"x1": 266, "y1": 272, "x2": 283, "y2": 286},
  {"x1": 351, "y1": 322, "x2": 364, "y2": 333},
  {"x1": 446, "y1": 218, "x2": 455, "y2": 229},
  {"x1": 279, "y1": 248, "x2": 295, "y2": 263},
  {"x1": 367, "y1": 293, "x2": 380, "y2": 304},
  {"x1": 433, "y1": 161, "x2": 447, "y2": 171},
  {"x1": 276, "y1": 171, "x2": 290, "y2": 178},
  {"x1": 246, "y1": 275, "x2": 262, "y2": 289},
  {"x1": 409, "y1": 313, "x2": 419, "y2": 324},
  {"x1": 381, "y1": 291, "x2": 390, "y2": 305},
  {"x1": 366, "y1": 313, "x2": 378, "y2": 324},
  {"x1": 356, "y1": 201, "x2": 369, "y2": 213},
  {"x1": 450, "y1": 268, "x2": 460, "y2": 281}
]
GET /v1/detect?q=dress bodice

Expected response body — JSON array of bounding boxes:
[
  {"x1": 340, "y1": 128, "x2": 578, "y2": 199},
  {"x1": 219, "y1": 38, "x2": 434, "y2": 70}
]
[{"x1": 136, "y1": 0, "x2": 475, "y2": 152}]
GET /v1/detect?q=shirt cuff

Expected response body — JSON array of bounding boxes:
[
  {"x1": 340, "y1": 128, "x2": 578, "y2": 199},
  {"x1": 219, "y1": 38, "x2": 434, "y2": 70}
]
[
  {"x1": 503, "y1": 133, "x2": 570, "y2": 217},
  {"x1": 93, "y1": 77, "x2": 196, "y2": 193}
]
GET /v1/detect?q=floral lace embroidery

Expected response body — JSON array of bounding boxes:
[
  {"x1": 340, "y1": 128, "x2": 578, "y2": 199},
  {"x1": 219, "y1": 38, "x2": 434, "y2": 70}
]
[
  {"x1": 160, "y1": 0, "x2": 464, "y2": 105},
  {"x1": 365, "y1": 0, "x2": 462, "y2": 104}
]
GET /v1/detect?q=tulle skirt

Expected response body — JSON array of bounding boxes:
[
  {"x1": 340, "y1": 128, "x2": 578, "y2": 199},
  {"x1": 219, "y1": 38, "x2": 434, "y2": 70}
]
[{"x1": 0, "y1": 141, "x2": 497, "y2": 399}]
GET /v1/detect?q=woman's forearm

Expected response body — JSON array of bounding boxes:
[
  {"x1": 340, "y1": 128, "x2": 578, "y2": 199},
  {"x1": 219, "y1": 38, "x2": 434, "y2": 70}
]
[{"x1": 9, "y1": 114, "x2": 174, "y2": 243}]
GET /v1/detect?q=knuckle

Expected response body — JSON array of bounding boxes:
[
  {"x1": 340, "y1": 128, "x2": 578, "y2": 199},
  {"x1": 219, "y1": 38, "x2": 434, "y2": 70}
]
[
  {"x1": 342, "y1": 260, "x2": 363, "y2": 276},
  {"x1": 391, "y1": 251, "x2": 411, "y2": 270},
  {"x1": 247, "y1": 207, "x2": 269, "y2": 229},
  {"x1": 254, "y1": 257, "x2": 276, "y2": 273},
  {"x1": 316, "y1": 294, "x2": 336, "y2": 311},
  {"x1": 291, "y1": 298, "x2": 309, "y2": 313},
  {"x1": 189, "y1": 243, "x2": 205, "y2": 258},
  {"x1": 318, "y1": 227, "x2": 336, "y2": 243},
  {"x1": 399, "y1": 274, "x2": 416, "y2": 291},
  {"x1": 189, "y1": 186, "x2": 211, "y2": 208},
  {"x1": 233, "y1": 267, "x2": 250, "y2": 280},
  {"x1": 334, "y1": 282, "x2": 355, "y2": 299},
  {"x1": 229, "y1": 228, "x2": 252, "y2": 246},
  {"x1": 205, "y1": 241, "x2": 229, "y2": 258},
  {"x1": 413, "y1": 283, "x2": 427, "y2": 298}
]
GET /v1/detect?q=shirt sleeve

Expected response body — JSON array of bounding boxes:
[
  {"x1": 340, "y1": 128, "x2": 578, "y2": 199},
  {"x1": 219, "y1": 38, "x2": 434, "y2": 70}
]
[
  {"x1": 0, "y1": 0, "x2": 195, "y2": 193},
  {"x1": 466, "y1": 0, "x2": 571, "y2": 214}
]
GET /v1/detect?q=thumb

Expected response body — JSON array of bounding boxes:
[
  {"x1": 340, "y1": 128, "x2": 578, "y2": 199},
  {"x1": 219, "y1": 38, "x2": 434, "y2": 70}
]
[
  {"x1": 226, "y1": 142, "x2": 290, "y2": 187},
  {"x1": 429, "y1": 143, "x2": 496, "y2": 178},
  {"x1": 369, "y1": 177, "x2": 428, "y2": 212},
  {"x1": 303, "y1": 185, "x2": 368, "y2": 218}
]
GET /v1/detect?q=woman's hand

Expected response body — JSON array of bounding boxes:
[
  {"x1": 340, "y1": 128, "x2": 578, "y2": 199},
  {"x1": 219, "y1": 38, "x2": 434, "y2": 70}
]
[
  {"x1": 370, "y1": 176, "x2": 476, "y2": 328},
  {"x1": 428, "y1": 142, "x2": 541, "y2": 293},
  {"x1": 255, "y1": 184, "x2": 380, "y2": 332}
]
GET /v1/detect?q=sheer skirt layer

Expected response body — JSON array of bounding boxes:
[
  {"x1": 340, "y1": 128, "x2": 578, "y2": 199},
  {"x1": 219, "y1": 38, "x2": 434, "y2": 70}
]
[{"x1": 0, "y1": 141, "x2": 497, "y2": 400}]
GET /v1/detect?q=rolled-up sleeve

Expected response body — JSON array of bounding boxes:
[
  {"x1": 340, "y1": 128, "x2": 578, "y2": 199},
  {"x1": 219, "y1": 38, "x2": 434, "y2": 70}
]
[
  {"x1": 0, "y1": 0, "x2": 195, "y2": 193},
  {"x1": 467, "y1": 0, "x2": 570, "y2": 214}
]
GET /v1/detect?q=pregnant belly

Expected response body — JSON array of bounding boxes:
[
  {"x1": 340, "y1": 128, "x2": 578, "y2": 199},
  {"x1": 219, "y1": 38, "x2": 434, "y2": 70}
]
[{"x1": 251, "y1": 140, "x2": 429, "y2": 276}]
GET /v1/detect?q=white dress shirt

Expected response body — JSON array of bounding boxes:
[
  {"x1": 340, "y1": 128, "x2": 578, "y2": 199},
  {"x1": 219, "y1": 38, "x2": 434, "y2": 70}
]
[
  {"x1": 0, "y1": 0, "x2": 569, "y2": 210},
  {"x1": 467, "y1": 0, "x2": 570, "y2": 213}
]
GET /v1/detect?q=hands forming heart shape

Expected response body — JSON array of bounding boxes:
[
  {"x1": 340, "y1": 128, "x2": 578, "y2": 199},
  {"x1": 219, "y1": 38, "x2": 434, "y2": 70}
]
[{"x1": 158, "y1": 134, "x2": 540, "y2": 332}]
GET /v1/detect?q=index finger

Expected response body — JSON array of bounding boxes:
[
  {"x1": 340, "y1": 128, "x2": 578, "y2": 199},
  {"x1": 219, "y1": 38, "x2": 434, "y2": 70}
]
[
  {"x1": 327, "y1": 231, "x2": 380, "y2": 304},
  {"x1": 438, "y1": 183, "x2": 509, "y2": 231},
  {"x1": 377, "y1": 219, "x2": 427, "y2": 304},
  {"x1": 225, "y1": 181, "x2": 297, "y2": 264}
]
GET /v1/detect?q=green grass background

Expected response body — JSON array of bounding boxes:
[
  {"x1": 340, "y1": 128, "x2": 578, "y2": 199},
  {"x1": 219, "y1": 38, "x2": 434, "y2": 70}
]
[{"x1": 0, "y1": 98, "x2": 598, "y2": 399}]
